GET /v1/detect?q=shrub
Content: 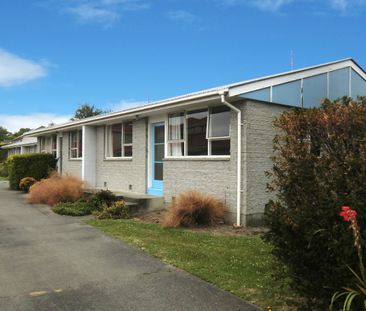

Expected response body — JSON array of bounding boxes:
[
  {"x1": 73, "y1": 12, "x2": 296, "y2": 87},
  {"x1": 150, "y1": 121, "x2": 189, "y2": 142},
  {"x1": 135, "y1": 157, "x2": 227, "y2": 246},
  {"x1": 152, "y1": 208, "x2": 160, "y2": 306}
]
[
  {"x1": 162, "y1": 190, "x2": 225, "y2": 228},
  {"x1": 52, "y1": 200, "x2": 93, "y2": 216},
  {"x1": 0, "y1": 161, "x2": 8, "y2": 177},
  {"x1": 264, "y1": 98, "x2": 366, "y2": 310},
  {"x1": 19, "y1": 177, "x2": 37, "y2": 193},
  {"x1": 28, "y1": 173, "x2": 84, "y2": 206},
  {"x1": 94, "y1": 200, "x2": 129, "y2": 219},
  {"x1": 88, "y1": 189, "x2": 118, "y2": 211},
  {"x1": 7, "y1": 153, "x2": 56, "y2": 190}
]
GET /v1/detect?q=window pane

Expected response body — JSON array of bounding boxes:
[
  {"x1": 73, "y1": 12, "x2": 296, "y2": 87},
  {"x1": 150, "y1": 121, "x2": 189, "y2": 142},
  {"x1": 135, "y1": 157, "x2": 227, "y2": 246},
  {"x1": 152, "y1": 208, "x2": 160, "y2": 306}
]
[
  {"x1": 209, "y1": 106, "x2": 230, "y2": 137},
  {"x1": 169, "y1": 112, "x2": 184, "y2": 140},
  {"x1": 70, "y1": 132, "x2": 77, "y2": 148},
  {"x1": 240, "y1": 87, "x2": 271, "y2": 102},
  {"x1": 272, "y1": 80, "x2": 302, "y2": 106},
  {"x1": 154, "y1": 163, "x2": 163, "y2": 180},
  {"x1": 169, "y1": 142, "x2": 184, "y2": 156},
  {"x1": 71, "y1": 149, "x2": 77, "y2": 159},
  {"x1": 329, "y1": 68, "x2": 349, "y2": 100},
  {"x1": 78, "y1": 130, "x2": 83, "y2": 158},
  {"x1": 154, "y1": 144, "x2": 164, "y2": 162},
  {"x1": 351, "y1": 69, "x2": 366, "y2": 98},
  {"x1": 112, "y1": 124, "x2": 122, "y2": 157},
  {"x1": 303, "y1": 74, "x2": 327, "y2": 108},
  {"x1": 211, "y1": 140, "x2": 230, "y2": 155},
  {"x1": 123, "y1": 122, "x2": 133, "y2": 144},
  {"x1": 154, "y1": 125, "x2": 164, "y2": 144},
  {"x1": 124, "y1": 145, "x2": 132, "y2": 157},
  {"x1": 187, "y1": 109, "x2": 208, "y2": 156}
]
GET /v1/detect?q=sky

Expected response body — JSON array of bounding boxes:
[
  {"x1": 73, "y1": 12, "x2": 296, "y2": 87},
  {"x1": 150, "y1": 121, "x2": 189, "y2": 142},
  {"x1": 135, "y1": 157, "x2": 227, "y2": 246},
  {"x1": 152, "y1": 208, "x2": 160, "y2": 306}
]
[{"x1": 0, "y1": 0, "x2": 366, "y2": 131}]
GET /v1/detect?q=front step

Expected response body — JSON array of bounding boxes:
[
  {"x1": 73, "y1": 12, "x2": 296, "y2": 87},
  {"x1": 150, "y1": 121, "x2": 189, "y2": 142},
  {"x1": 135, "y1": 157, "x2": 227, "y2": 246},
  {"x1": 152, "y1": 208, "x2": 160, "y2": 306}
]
[{"x1": 85, "y1": 188, "x2": 165, "y2": 216}]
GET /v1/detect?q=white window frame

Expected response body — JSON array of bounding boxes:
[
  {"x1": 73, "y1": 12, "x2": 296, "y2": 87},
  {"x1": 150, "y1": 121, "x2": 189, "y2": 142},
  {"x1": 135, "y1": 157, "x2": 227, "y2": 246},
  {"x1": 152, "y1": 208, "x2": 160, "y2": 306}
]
[
  {"x1": 167, "y1": 106, "x2": 231, "y2": 158},
  {"x1": 105, "y1": 121, "x2": 133, "y2": 159},
  {"x1": 40, "y1": 137, "x2": 47, "y2": 153},
  {"x1": 51, "y1": 134, "x2": 57, "y2": 157},
  {"x1": 69, "y1": 130, "x2": 82, "y2": 159}
]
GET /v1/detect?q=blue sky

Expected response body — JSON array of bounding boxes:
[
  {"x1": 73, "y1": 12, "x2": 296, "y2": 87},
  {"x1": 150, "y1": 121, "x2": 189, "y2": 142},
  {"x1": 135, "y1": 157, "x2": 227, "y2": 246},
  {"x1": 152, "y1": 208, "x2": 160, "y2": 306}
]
[{"x1": 0, "y1": 0, "x2": 365, "y2": 131}]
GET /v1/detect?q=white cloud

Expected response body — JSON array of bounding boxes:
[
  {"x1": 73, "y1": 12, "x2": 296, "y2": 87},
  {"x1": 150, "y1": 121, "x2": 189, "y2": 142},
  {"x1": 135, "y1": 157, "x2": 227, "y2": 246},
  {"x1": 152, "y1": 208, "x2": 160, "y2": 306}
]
[
  {"x1": 167, "y1": 10, "x2": 197, "y2": 23},
  {"x1": 0, "y1": 49, "x2": 47, "y2": 87},
  {"x1": 0, "y1": 113, "x2": 71, "y2": 132},
  {"x1": 330, "y1": 0, "x2": 366, "y2": 11},
  {"x1": 59, "y1": 0, "x2": 150, "y2": 27},
  {"x1": 107, "y1": 99, "x2": 148, "y2": 112},
  {"x1": 218, "y1": 0, "x2": 293, "y2": 11}
]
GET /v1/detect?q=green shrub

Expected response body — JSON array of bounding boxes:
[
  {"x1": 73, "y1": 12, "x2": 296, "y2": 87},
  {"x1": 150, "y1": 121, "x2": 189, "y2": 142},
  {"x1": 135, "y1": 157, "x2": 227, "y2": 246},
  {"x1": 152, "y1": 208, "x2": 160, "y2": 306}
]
[
  {"x1": 19, "y1": 177, "x2": 37, "y2": 193},
  {"x1": 52, "y1": 200, "x2": 93, "y2": 216},
  {"x1": 7, "y1": 153, "x2": 56, "y2": 190},
  {"x1": 0, "y1": 161, "x2": 8, "y2": 177},
  {"x1": 94, "y1": 200, "x2": 129, "y2": 219},
  {"x1": 88, "y1": 189, "x2": 118, "y2": 211},
  {"x1": 264, "y1": 98, "x2": 366, "y2": 310}
]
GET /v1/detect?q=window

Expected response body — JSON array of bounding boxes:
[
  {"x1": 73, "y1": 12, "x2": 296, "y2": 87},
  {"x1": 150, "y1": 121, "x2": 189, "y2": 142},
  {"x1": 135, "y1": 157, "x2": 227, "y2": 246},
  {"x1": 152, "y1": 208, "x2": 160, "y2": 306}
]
[
  {"x1": 187, "y1": 109, "x2": 208, "y2": 156},
  {"x1": 51, "y1": 135, "x2": 57, "y2": 157},
  {"x1": 69, "y1": 130, "x2": 82, "y2": 159},
  {"x1": 40, "y1": 137, "x2": 47, "y2": 153},
  {"x1": 168, "y1": 106, "x2": 231, "y2": 157},
  {"x1": 106, "y1": 121, "x2": 133, "y2": 158}
]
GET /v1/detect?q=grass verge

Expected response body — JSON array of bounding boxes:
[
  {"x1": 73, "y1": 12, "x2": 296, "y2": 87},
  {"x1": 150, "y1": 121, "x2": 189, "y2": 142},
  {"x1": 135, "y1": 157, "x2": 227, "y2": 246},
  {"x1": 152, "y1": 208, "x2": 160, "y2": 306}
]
[{"x1": 87, "y1": 219, "x2": 299, "y2": 310}]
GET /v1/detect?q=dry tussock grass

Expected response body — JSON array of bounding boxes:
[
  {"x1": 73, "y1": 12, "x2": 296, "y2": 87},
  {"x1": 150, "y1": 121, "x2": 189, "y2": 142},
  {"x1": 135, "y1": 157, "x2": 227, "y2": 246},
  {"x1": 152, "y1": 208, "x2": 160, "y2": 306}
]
[
  {"x1": 28, "y1": 172, "x2": 84, "y2": 206},
  {"x1": 162, "y1": 190, "x2": 226, "y2": 228}
]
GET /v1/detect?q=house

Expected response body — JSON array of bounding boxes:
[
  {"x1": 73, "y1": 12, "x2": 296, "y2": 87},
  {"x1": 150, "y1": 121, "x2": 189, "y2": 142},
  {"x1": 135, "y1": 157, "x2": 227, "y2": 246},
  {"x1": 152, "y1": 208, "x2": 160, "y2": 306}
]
[
  {"x1": 25, "y1": 58, "x2": 366, "y2": 226},
  {"x1": 2, "y1": 136, "x2": 38, "y2": 157}
]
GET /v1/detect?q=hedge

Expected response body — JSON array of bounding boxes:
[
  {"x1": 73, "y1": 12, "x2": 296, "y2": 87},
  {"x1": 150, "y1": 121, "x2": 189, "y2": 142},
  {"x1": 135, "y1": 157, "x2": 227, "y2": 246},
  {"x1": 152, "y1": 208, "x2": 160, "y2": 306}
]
[{"x1": 7, "y1": 153, "x2": 57, "y2": 190}]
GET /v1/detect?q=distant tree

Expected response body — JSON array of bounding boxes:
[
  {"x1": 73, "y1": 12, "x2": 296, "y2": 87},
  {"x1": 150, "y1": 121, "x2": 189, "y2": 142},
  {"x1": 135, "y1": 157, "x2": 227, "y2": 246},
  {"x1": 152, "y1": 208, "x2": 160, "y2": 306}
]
[
  {"x1": 0, "y1": 126, "x2": 11, "y2": 142},
  {"x1": 73, "y1": 104, "x2": 106, "y2": 120},
  {"x1": 12, "y1": 128, "x2": 31, "y2": 138}
]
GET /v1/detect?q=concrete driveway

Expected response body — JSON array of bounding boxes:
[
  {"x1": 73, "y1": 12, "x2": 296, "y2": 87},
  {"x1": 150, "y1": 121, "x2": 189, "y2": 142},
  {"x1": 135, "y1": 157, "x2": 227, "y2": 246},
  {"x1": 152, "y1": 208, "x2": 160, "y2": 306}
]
[{"x1": 0, "y1": 181, "x2": 260, "y2": 311}]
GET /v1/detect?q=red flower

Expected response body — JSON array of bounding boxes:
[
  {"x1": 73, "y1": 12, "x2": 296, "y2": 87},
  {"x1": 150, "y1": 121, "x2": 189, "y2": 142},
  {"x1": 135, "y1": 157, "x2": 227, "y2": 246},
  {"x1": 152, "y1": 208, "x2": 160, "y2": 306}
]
[{"x1": 340, "y1": 206, "x2": 357, "y2": 222}]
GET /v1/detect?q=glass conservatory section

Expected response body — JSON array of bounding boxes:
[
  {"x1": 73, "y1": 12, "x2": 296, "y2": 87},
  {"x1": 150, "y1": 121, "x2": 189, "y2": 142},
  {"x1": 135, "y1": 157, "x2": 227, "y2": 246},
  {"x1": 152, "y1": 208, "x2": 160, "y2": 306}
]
[
  {"x1": 302, "y1": 74, "x2": 327, "y2": 108},
  {"x1": 329, "y1": 68, "x2": 350, "y2": 100},
  {"x1": 272, "y1": 80, "x2": 302, "y2": 107},
  {"x1": 351, "y1": 69, "x2": 366, "y2": 98},
  {"x1": 239, "y1": 87, "x2": 270, "y2": 102}
]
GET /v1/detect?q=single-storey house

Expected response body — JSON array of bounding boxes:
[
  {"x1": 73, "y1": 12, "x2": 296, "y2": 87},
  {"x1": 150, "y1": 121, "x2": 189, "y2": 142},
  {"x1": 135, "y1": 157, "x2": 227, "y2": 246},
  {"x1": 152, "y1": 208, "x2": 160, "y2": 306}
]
[
  {"x1": 2, "y1": 136, "x2": 38, "y2": 156},
  {"x1": 25, "y1": 58, "x2": 366, "y2": 226}
]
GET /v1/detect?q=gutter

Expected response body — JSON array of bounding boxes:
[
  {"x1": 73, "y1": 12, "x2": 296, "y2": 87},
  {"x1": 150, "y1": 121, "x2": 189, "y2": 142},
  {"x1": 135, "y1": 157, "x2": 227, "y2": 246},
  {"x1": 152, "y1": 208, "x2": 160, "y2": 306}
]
[{"x1": 220, "y1": 91, "x2": 242, "y2": 227}]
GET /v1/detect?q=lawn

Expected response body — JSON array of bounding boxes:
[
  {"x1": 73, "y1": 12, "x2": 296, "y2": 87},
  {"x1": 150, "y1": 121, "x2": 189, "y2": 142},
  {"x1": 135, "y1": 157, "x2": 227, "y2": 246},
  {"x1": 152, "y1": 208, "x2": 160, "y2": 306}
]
[
  {"x1": 87, "y1": 219, "x2": 299, "y2": 310},
  {"x1": 0, "y1": 176, "x2": 8, "y2": 181}
]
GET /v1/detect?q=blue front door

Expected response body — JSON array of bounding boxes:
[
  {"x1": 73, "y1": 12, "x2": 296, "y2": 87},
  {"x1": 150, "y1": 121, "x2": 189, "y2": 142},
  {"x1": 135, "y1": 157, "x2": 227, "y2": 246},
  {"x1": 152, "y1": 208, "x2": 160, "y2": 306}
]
[{"x1": 148, "y1": 123, "x2": 164, "y2": 196}]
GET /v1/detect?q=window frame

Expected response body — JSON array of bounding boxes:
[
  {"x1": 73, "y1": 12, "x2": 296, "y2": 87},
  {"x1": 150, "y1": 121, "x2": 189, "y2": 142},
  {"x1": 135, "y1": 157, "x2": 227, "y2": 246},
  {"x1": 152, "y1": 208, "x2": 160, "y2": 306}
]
[
  {"x1": 69, "y1": 130, "x2": 82, "y2": 159},
  {"x1": 39, "y1": 137, "x2": 47, "y2": 153},
  {"x1": 51, "y1": 134, "x2": 57, "y2": 158},
  {"x1": 167, "y1": 106, "x2": 231, "y2": 158},
  {"x1": 105, "y1": 121, "x2": 133, "y2": 159}
]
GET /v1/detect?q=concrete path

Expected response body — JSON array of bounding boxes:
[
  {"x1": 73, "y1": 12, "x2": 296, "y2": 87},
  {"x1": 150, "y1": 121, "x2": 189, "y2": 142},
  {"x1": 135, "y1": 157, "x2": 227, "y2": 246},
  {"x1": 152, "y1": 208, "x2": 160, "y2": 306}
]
[{"x1": 0, "y1": 181, "x2": 260, "y2": 311}]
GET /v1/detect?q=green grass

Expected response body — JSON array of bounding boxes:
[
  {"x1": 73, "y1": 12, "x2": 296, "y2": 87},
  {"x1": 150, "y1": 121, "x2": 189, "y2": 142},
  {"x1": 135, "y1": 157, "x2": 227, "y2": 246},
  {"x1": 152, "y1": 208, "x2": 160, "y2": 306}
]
[
  {"x1": 52, "y1": 201, "x2": 93, "y2": 216},
  {"x1": 0, "y1": 176, "x2": 8, "y2": 181},
  {"x1": 87, "y1": 219, "x2": 299, "y2": 310}
]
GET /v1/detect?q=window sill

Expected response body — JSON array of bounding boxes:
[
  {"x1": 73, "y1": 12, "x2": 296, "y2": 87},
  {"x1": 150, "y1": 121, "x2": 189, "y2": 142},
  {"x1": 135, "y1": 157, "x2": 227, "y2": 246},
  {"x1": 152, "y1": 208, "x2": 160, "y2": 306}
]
[
  {"x1": 164, "y1": 156, "x2": 230, "y2": 161},
  {"x1": 69, "y1": 158, "x2": 82, "y2": 161},
  {"x1": 104, "y1": 157, "x2": 133, "y2": 161}
]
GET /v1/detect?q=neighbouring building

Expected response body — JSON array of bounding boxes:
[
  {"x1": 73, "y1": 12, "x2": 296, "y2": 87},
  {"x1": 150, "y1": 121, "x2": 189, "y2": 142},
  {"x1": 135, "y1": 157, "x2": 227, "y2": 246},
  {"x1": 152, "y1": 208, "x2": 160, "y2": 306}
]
[
  {"x1": 24, "y1": 58, "x2": 366, "y2": 226},
  {"x1": 2, "y1": 136, "x2": 38, "y2": 157}
]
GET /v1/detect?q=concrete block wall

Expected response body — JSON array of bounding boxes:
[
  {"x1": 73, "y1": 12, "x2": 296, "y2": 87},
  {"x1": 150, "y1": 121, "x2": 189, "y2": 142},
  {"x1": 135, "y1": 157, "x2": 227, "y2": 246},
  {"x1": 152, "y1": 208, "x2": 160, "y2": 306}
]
[
  {"x1": 60, "y1": 131, "x2": 82, "y2": 178},
  {"x1": 242, "y1": 100, "x2": 289, "y2": 226},
  {"x1": 95, "y1": 118, "x2": 147, "y2": 193}
]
